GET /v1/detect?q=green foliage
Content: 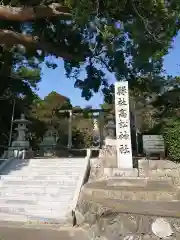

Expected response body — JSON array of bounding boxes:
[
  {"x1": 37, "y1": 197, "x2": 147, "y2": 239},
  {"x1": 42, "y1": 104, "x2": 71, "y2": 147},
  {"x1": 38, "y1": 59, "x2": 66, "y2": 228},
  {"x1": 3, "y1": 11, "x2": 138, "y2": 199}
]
[
  {"x1": 0, "y1": 43, "x2": 43, "y2": 147},
  {"x1": 1, "y1": 0, "x2": 180, "y2": 101},
  {"x1": 62, "y1": 0, "x2": 180, "y2": 100},
  {"x1": 72, "y1": 110, "x2": 94, "y2": 148},
  {"x1": 29, "y1": 91, "x2": 95, "y2": 149},
  {"x1": 29, "y1": 91, "x2": 72, "y2": 147},
  {"x1": 163, "y1": 119, "x2": 180, "y2": 161},
  {"x1": 1, "y1": 0, "x2": 180, "y2": 151},
  {"x1": 72, "y1": 127, "x2": 93, "y2": 148},
  {"x1": 130, "y1": 76, "x2": 180, "y2": 160}
]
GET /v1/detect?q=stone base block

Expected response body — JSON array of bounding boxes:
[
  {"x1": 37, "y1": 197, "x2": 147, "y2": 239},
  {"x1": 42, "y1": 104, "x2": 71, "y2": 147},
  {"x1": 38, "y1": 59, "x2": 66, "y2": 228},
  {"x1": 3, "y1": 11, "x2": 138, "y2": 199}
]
[
  {"x1": 98, "y1": 146, "x2": 116, "y2": 159},
  {"x1": 82, "y1": 179, "x2": 177, "y2": 201},
  {"x1": 139, "y1": 168, "x2": 180, "y2": 178},
  {"x1": 107, "y1": 177, "x2": 147, "y2": 187},
  {"x1": 104, "y1": 168, "x2": 138, "y2": 177},
  {"x1": 138, "y1": 159, "x2": 179, "y2": 170},
  {"x1": 107, "y1": 177, "x2": 173, "y2": 188}
]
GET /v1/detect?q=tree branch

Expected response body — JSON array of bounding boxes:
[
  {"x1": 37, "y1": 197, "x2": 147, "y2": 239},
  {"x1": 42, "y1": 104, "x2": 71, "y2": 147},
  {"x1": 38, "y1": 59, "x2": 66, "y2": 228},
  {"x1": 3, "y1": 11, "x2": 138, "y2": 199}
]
[
  {"x1": 0, "y1": 29, "x2": 83, "y2": 61},
  {"x1": 131, "y1": 0, "x2": 162, "y2": 43},
  {"x1": 0, "y1": 3, "x2": 71, "y2": 21}
]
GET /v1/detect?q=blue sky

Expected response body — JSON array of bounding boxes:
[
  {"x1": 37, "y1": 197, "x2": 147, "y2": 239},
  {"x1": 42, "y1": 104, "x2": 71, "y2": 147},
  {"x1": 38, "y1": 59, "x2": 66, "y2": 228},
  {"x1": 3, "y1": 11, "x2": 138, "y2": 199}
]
[{"x1": 37, "y1": 33, "x2": 180, "y2": 108}]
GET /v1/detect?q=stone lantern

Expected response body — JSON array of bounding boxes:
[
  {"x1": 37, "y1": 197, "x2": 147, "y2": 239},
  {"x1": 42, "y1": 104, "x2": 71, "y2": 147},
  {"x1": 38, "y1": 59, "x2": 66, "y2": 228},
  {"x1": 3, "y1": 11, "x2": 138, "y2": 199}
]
[
  {"x1": 104, "y1": 116, "x2": 117, "y2": 147},
  {"x1": 8, "y1": 114, "x2": 31, "y2": 159},
  {"x1": 40, "y1": 127, "x2": 57, "y2": 156},
  {"x1": 106, "y1": 119, "x2": 116, "y2": 139}
]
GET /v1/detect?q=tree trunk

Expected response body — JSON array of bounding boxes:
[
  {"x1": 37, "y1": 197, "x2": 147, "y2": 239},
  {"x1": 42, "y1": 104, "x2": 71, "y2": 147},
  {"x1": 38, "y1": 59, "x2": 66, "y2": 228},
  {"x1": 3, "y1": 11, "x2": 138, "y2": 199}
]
[{"x1": 0, "y1": 29, "x2": 83, "y2": 60}]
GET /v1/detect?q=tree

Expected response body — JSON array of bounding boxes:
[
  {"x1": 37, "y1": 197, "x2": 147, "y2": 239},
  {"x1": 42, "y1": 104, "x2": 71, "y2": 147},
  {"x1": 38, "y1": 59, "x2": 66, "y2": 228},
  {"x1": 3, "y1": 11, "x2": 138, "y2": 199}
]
[
  {"x1": 0, "y1": 44, "x2": 42, "y2": 151},
  {"x1": 30, "y1": 93, "x2": 95, "y2": 148},
  {"x1": 126, "y1": 75, "x2": 180, "y2": 159},
  {"x1": 0, "y1": 1, "x2": 179, "y2": 100},
  {"x1": 72, "y1": 106, "x2": 94, "y2": 148},
  {"x1": 31, "y1": 91, "x2": 72, "y2": 121},
  {"x1": 29, "y1": 91, "x2": 72, "y2": 147}
]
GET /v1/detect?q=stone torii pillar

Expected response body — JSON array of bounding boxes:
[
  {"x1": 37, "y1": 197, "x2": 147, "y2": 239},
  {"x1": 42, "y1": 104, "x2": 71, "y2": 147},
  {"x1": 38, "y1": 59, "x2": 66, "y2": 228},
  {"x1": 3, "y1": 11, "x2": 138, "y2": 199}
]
[
  {"x1": 59, "y1": 110, "x2": 73, "y2": 149},
  {"x1": 99, "y1": 112, "x2": 104, "y2": 148},
  {"x1": 68, "y1": 110, "x2": 72, "y2": 149}
]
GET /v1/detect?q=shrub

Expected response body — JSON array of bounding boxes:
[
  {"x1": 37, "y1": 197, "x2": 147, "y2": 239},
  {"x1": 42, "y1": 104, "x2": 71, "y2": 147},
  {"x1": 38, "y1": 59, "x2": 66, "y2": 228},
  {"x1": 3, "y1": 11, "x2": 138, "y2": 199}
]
[{"x1": 163, "y1": 118, "x2": 180, "y2": 161}]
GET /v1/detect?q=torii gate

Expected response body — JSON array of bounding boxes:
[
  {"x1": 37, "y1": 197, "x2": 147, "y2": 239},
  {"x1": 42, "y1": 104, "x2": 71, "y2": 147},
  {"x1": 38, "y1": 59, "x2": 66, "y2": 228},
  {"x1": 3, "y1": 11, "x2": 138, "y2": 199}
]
[{"x1": 58, "y1": 108, "x2": 110, "y2": 149}]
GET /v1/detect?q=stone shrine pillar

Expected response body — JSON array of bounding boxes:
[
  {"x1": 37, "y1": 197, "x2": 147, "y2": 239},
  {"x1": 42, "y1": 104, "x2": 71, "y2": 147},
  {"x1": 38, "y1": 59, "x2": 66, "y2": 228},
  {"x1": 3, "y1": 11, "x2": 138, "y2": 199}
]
[
  {"x1": 115, "y1": 81, "x2": 133, "y2": 168},
  {"x1": 8, "y1": 114, "x2": 31, "y2": 159}
]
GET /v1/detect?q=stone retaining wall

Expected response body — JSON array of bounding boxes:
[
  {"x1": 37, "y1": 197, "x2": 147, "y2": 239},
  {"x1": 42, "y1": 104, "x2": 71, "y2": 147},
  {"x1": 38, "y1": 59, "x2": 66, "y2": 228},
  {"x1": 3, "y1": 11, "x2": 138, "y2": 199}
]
[
  {"x1": 77, "y1": 194, "x2": 180, "y2": 240},
  {"x1": 89, "y1": 152, "x2": 117, "y2": 181},
  {"x1": 84, "y1": 158, "x2": 180, "y2": 239},
  {"x1": 138, "y1": 160, "x2": 180, "y2": 187},
  {"x1": 90, "y1": 158, "x2": 180, "y2": 182}
]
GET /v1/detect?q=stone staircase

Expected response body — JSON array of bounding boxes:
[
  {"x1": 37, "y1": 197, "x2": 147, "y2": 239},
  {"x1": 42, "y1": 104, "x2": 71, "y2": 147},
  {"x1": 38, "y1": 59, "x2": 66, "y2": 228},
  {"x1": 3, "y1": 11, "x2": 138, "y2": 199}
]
[{"x1": 0, "y1": 155, "x2": 90, "y2": 223}]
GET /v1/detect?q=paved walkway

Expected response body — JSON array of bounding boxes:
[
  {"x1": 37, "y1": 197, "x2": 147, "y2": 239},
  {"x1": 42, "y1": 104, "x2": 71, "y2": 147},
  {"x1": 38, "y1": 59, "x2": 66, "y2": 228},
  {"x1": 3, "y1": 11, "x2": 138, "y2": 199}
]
[{"x1": 0, "y1": 225, "x2": 89, "y2": 240}]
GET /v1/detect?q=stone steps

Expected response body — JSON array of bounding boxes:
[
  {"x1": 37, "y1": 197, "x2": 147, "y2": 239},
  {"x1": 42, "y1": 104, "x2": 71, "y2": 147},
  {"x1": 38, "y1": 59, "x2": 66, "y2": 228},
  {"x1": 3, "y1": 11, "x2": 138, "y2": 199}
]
[
  {"x1": 1, "y1": 169, "x2": 82, "y2": 175},
  {"x1": 0, "y1": 173, "x2": 80, "y2": 178},
  {"x1": 0, "y1": 202, "x2": 70, "y2": 220},
  {"x1": 0, "y1": 212, "x2": 28, "y2": 222},
  {"x1": 0, "y1": 192, "x2": 73, "y2": 198},
  {"x1": 29, "y1": 158, "x2": 85, "y2": 164},
  {"x1": 0, "y1": 156, "x2": 90, "y2": 222},
  {"x1": 0, "y1": 186, "x2": 75, "y2": 194},
  {"x1": 0, "y1": 199, "x2": 71, "y2": 207},
  {"x1": 0, "y1": 187, "x2": 75, "y2": 195},
  {"x1": 0, "y1": 206, "x2": 68, "y2": 219},
  {"x1": 30, "y1": 161, "x2": 85, "y2": 166},
  {"x1": 0, "y1": 175, "x2": 79, "y2": 180},
  {"x1": 0, "y1": 169, "x2": 80, "y2": 175},
  {"x1": 0, "y1": 195, "x2": 73, "y2": 201},
  {"x1": 0, "y1": 212, "x2": 64, "y2": 223},
  {"x1": 30, "y1": 166, "x2": 84, "y2": 170},
  {"x1": 0, "y1": 202, "x2": 69, "y2": 211},
  {"x1": 0, "y1": 159, "x2": 86, "y2": 172},
  {"x1": 0, "y1": 174, "x2": 79, "y2": 179},
  {"x1": 0, "y1": 180, "x2": 77, "y2": 186},
  {"x1": 2, "y1": 165, "x2": 85, "y2": 170}
]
